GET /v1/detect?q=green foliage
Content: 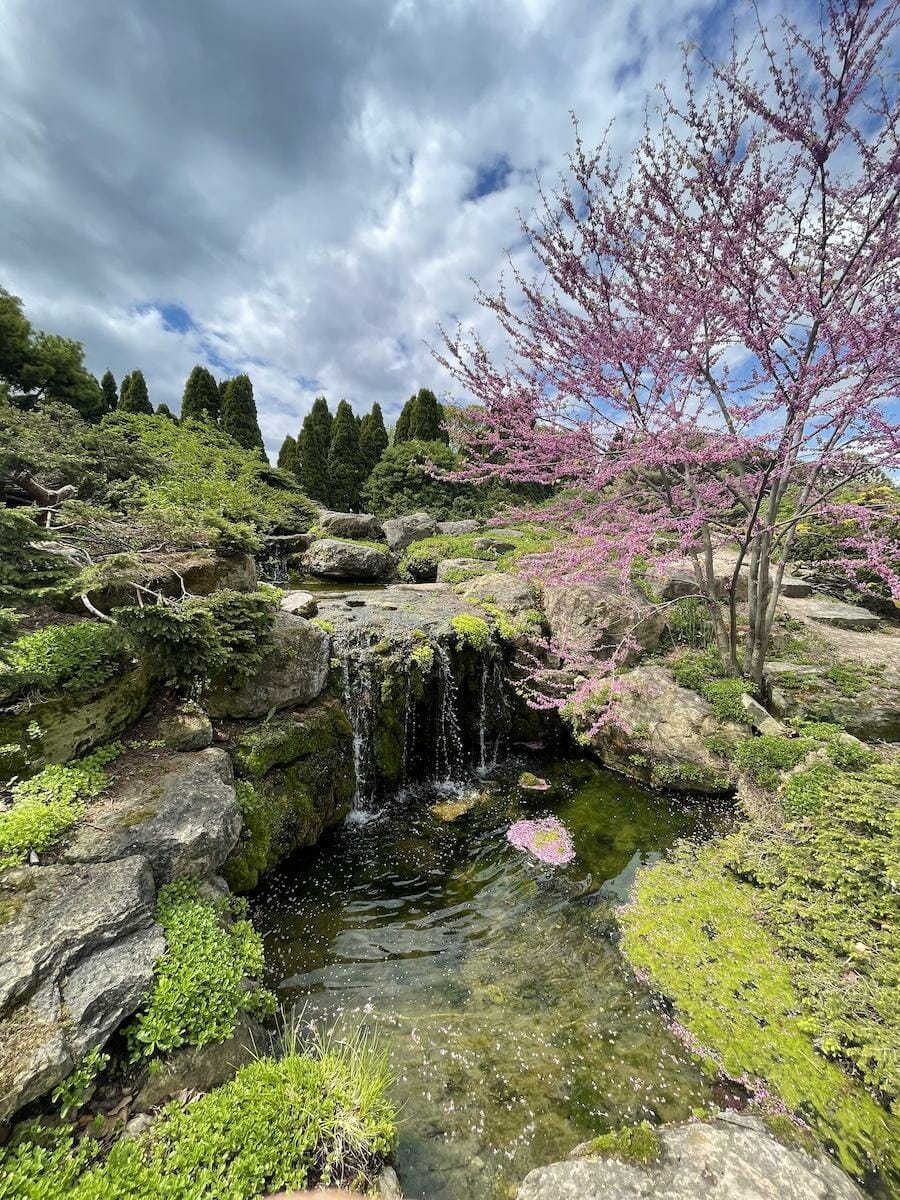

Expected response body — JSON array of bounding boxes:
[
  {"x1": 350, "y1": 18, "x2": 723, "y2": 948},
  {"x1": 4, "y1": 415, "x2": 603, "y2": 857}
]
[
  {"x1": 0, "y1": 509, "x2": 71, "y2": 627},
  {"x1": 671, "y1": 649, "x2": 751, "y2": 719},
  {"x1": 297, "y1": 396, "x2": 333, "y2": 503},
  {"x1": 733, "y1": 734, "x2": 814, "y2": 787},
  {"x1": 358, "y1": 402, "x2": 389, "y2": 473},
  {"x1": 327, "y1": 399, "x2": 364, "y2": 511},
  {"x1": 181, "y1": 365, "x2": 221, "y2": 424},
  {"x1": 51, "y1": 1048, "x2": 109, "y2": 1118},
  {"x1": 126, "y1": 878, "x2": 275, "y2": 1059},
  {"x1": 363, "y1": 440, "x2": 482, "y2": 520},
  {"x1": 393, "y1": 394, "x2": 415, "y2": 443},
  {"x1": 703, "y1": 677, "x2": 751, "y2": 721},
  {"x1": 221, "y1": 374, "x2": 265, "y2": 454},
  {"x1": 0, "y1": 622, "x2": 123, "y2": 703},
  {"x1": 276, "y1": 433, "x2": 298, "y2": 474},
  {"x1": 0, "y1": 1030, "x2": 396, "y2": 1198},
  {"x1": 115, "y1": 589, "x2": 276, "y2": 690},
  {"x1": 99, "y1": 371, "x2": 117, "y2": 412},
  {"x1": 393, "y1": 388, "x2": 448, "y2": 444},
  {"x1": 398, "y1": 527, "x2": 551, "y2": 581},
  {"x1": 585, "y1": 1121, "x2": 661, "y2": 1166},
  {"x1": 118, "y1": 370, "x2": 153, "y2": 415},
  {"x1": 0, "y1": 746, "x2": 118, "y2": 870},
  {"x1": 450, "y1": 613, "x2": 490, "y2": 651},
  {"x1": 663, "y1": 596, "x2": 715, "y2": 649}
]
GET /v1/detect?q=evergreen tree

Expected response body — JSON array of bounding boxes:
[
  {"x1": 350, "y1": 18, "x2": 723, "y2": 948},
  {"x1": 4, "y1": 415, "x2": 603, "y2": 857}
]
[
  {"x1": 359, "y1": 401, "x2": 389, "y2": 473},
  {"x1": 181, "y1": 365, "x2": 220, "y2": 423},
  {"x1": 217, "y1": 378, "x2": 230, "y2": 413},
  {"x1": 327, "y1": 399, "x2": 364, "y2": 511},
  {"x1": 156, "y1": 403, "x2": 177, "y2": 421},
  {"x1": 100, "y1": 370, "x2": 118, "y2": 412},
  {"x1": 410, "y1": 387, "x2": 448, "y2": 443},
  {"x1": 221, "y1": 374, "x2": 265, "y2": 454},
  {"x1": 118, "y1": 369, "x2": 153, "y2": 414},
  {"x1": 393, "y1": 395, "x2": 415, "y2": 444},
  {"x1": 277, "y1": 434, "x2": 299, "y2": 475},
  {"x1": 296, "y1": 396, "x2": 333, "y2": 503}
]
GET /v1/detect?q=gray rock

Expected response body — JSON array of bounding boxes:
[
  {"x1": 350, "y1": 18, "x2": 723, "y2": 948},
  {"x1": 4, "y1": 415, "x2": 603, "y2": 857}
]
[
  {"x1": 763, "y1": 661, "x2": 900, "y2": 741},
  {"x1": 158, "y1": 705, "x2": 213, "y2": 752},
  {"x1": 304, "y1": 538, "x2": 393, "y2": 580},
  {"x1": 653, "y1": 555, "x2": 749, "y2": 603},
  {"x1": 437, "y1": 520, "x2": 480, "y2": 536},
  {"x1": 462, "y1": 573, "x2": 537, "y2": 621},
  {"x1": 780, "y1": 575, "x2": 813, "y2": 598},
  {"x1": 435, "y1": 558, "x2": 497, "y2": 583},
  {"x1": 739, "y1": 693, "x2": 787, "y2": 736},
  {"x1": 516, "y1": 1112, "x2": 864, "y2": 1200},
  {"x1": 0, "y1": 857, "x2": 163, "y2": 1123},
  {"x1": 205, "y1": 612, "x2": 331, "y2": 718},
  {"x1": 135, "y1": 1013, "x2": 266, "y2": 1110},
  {"x1": 382, "y1": 512, "x2": 438, "y2": 551},
  {"x1": 378, "y1": 1164, "x2": 404, "y2": 1198},
  {"x1": 279, "y1": 590, "x2": 318, "y2": 618},
  {"x1": 473, "y1": 536, "x2": 518, "y2": 555},
  {"x1": 76, "y1": 552, "x2": 257, "y2": 613},
  {"x1": 586, "y1": 665, "x2": 741, "y2": 793},
  {"x1": 64, "y1": 748, "x2": 241, "y2": 884},
  {"x1": 543, "y1": 580, "x2": 665, "y2": 664},
  {"x1": 318, "y1": 511, "x2": 386, "y2": 541},
  {"x1": 803, "y1": 600, "x2": 880, "y2": 630}
]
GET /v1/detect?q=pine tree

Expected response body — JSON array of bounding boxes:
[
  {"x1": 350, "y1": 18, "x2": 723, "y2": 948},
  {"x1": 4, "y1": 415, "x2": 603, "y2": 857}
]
[
  {"x1": 359, "y1": 401, "x2": 389, "y2": 473},
  {"x1": 118, "y1": 369, "x2": 153, "y2": 414},
  {"x1": 181, "y1": 364, "x2": 220, "y2": 423},
  {"x1": 100, "y1": 370, "x2": 118, "y2": 412},
  {"x1": 221, "y1": 373, "x2": 265, "y2": 454},
  {"x1": 277, "y1": 434, "x2": 299, "y2": 475},
  {"x1": 393, "y1": 395, "x2": 416, "y2": 443},
  {"x1": 410, "y1": 387, "x2": 447, "y2": 443},
  {"x1": 327, "y1": 399, "x2": 364, "y2": 511},
  {"x1": 156, "y1": 403, "x2": 177, "y2": 421},
  {"x1": 296, "y1": 396, "x2": 333, "y2": 503},
  {"x1": 217, "y1": 379, "x2": 230, "y2": 414}
]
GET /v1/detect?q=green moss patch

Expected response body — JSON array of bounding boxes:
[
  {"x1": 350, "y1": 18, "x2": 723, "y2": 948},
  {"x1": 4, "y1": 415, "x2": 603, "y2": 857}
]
[
  {"x1": 670, "y1": 649, "x2": 752, "y2": 720},
  {"x1": 584, "y1": 1121, "x2": 661, "y2": 1166},
  {"x1": 450, "y1": 613, "x2": 491, "y2": 651}
]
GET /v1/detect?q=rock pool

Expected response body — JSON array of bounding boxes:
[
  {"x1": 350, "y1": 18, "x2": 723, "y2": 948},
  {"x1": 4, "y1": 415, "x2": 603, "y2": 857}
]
[{"x1": 250, "y1": 757, "x2": 730, "y2": 1199}]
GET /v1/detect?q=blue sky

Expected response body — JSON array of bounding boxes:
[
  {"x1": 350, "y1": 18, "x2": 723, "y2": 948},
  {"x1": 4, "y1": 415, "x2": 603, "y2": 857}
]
[{"x1": 0, "y1": 0, "x2": 770, "y2": 458}]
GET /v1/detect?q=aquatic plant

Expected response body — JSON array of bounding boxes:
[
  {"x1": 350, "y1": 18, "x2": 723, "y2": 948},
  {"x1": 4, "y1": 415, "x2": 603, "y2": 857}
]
[{"x1": 506, "y1": 816, "x2": 574, "y2": 865}]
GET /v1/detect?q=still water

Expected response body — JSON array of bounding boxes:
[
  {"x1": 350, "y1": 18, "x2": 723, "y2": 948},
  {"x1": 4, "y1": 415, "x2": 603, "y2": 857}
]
[{"x1": 251, "y1": 758, "x2": 727, "y2": 1199}]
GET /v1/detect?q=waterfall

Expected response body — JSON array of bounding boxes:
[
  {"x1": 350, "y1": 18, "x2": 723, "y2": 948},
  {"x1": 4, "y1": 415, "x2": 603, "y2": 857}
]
[
  {"x1": 433, "y1": 643, "x2": 464, "y2": 781},
  {"x1": 340, "y1": 642, "x2": 377, "y2": 812}
]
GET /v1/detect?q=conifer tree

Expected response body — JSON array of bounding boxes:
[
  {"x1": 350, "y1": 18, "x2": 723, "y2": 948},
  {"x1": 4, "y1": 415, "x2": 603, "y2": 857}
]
[
  {"x1": 118, "y1": 372, "x2": 132, "y2": 408},
  {"x1": 277, "y1": 434, "x2": 299, "y2": 475},
  {"x1": 221, "y1": 374, "x2": 265, "y2": 454},
  {"x1": 393, "y1": 395, "x2": 416, "y2": 443},
  {"x1": 410, "y1": 387, "x2": 448, "y2": 443},
  {"x1": 156, "y1": 403, "x2": 177, "y2": 421},
  {"x1": 296, "y1": 396, "x2": 333, "y2": 503},
  {"x1": 100, "y1": 369, "x2": 118, "y2": 412},
  {"x1": 181, "y1": 365, "x2": 220, "y2": 423},
  {"x1": 327, "y1": 399, "x2": 364, "y2": 511},
  {"x1": 118, "y1": 369, "x2": 153, "y2": 414},
  {"x1": 359, "y1": 401, "x2": 389, "y2": 472}
]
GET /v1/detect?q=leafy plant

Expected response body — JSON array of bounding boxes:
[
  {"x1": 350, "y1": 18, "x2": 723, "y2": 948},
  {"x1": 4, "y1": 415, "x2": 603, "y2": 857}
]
[
  {"x1": 51, "y1": 1048, "x2": 110, "y2": 1118},
  {"x1": 0, "y1": 622, "x2": 124, "y2": 703},
  {"x1": 733, "y1": 735, "x2": 813, "y2": 788}
]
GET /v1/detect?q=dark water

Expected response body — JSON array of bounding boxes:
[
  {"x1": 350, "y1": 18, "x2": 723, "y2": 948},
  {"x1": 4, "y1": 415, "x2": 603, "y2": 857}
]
[{"x1": 251, "y1": 758, "x2": 727, "y2": 1200}]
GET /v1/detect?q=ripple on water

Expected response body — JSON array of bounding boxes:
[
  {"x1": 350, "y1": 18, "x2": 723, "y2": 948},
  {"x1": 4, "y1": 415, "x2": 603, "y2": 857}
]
[{"x1": 250, "y1": 757, "x2": 729, "y2": 1200}]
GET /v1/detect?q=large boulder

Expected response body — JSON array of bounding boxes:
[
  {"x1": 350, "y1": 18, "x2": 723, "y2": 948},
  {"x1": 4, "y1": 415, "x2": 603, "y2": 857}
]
[
  {"x1": 462, "y1": 573, "x2": 537, "y2": 621},
  {"x1": 763, "y1": 660, "x2": 900, "y2": 741},
  {"x1": 652, "y1": 554, "x2": 748, "y2": 603},
  {"x1": 543, "y1": 580, "x2": 665, "y2": 664},
  {"x1": 205, "y1": 612, "x2": 330, "y2": 718},
  {"x1": 516, "y1": 1112, "x2": 864, "y2": 1200},
  {"x1": 318, "y1": 511, "x2": 385, "y2": 541},
  {"x1": 63, "y1": 748, "x2": 241, "y2": 884},
  {"x1": 437, "y1": 519, "x2": 480, "y2": 536},
  {"x1": 382, "y1": 512, "x2": 437, "y2": 552},
  {"x1": 70, "y1": 552, "x2": 257, "y2": 613},
  {"x1": 304, "y1": 538, "x2": 393, "y2": 581},
  {"x1": 0, "y1": 857, "x2": 164, "y2": 1123},
  {"x1": 435, "y1": 558, "x2": 497, "y2": 583},
  {"x1": 586, "y1": 665, "x2": 741, "y2": 793}
]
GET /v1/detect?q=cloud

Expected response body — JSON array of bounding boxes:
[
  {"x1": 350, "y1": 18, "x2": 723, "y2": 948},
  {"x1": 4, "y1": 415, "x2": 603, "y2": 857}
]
[{"x1": 0, "y1": 0, "x2": 729, "y2": 457}]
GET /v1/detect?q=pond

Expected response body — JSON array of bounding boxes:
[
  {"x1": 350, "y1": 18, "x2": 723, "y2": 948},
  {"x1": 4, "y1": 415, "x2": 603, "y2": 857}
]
[{"x1": 250, "y1": 757, "x2": 731, "y2": 1200}]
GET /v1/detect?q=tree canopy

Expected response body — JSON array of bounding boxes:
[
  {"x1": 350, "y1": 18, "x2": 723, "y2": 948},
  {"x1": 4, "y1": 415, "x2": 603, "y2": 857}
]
[
  {"x1": 359, "y1": 402, "x2": 389, "y2": 473},
  {"x1": 296, "y1": 396, "x2": 333, "y2": 504},
  {"x1": 182, "y1": 365, "x2": 221, "y2": 424},
  {"x1": 221, "y1": 374, "x2": 265, "y2": 456},
  {"x1": 327, "y1": 399, "x2": 365, "y2": 511},
  {"x1": 118, "y1": 369, "x2": 153, "y2": 415}
]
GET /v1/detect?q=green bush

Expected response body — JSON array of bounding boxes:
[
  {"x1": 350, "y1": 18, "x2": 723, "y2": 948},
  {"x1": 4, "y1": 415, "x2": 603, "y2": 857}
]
[
  {"x1": 126, "y1": 879, "x2": 275, "y2": 1059},
  {"x1": 361, "y1": 440, "x2": 484, "y2": 520},
  {"x1": 0, "y1": 1029, "x2": 396, "y2": 1198},
  {"x1": 671, "y1": 648, "x2": 751, "y2": 719},
  {"x1": 0, "y1": 622, "x2": 123, "y2": 702},
  {"x1": 733, "y1": 735, "x2": 814, "y2": 788}
]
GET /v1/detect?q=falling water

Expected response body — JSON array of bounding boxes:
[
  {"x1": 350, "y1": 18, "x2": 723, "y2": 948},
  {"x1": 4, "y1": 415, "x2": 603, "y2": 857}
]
[
  {"x1": 433, "y1": 643, "x2": 464, "y2": 781},
  {"x1": 340, "y1": 641, "x2": 377, "y2": 811}
]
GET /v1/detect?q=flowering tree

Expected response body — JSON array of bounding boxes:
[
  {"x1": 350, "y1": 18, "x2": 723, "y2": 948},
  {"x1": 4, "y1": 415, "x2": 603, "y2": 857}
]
[{"x1": 440, "y1": 0, "x2": 900, "y2": 691}]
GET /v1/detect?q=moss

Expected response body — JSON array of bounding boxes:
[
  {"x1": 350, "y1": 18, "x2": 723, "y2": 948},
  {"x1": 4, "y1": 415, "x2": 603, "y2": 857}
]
[
  {"x1": 116, "y1": 806, "x2": 159, "y2": 829},
  {"x1": 450, "y1": 613, "x2": 491, "y2": 651},
  {"x1": 584, "y1": 1121, "x2": 661, "y2": 1166},
  {"x1": 759, "y1": 1112, "x2": 820, "y2": 1156},
  {"x1": 309, "y1": 617, "x2": 335, "y2": 635}
]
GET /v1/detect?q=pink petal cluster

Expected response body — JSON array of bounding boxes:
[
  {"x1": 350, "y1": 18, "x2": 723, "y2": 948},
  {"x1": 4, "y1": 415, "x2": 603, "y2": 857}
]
[{"x1": 506, "y1": 817, "x2": 575, "y2": 865}]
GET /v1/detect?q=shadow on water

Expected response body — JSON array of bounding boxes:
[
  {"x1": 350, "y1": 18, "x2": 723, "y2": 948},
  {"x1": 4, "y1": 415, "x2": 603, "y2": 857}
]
[{"x1": 250, "y1": 757, "x2": 731, "y2": 1200}]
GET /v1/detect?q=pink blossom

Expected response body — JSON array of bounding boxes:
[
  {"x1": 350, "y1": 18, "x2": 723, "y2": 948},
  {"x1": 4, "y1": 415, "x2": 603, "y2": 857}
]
[{"x1": 506, "y1": 817, "x2": 575, "y2": 865}]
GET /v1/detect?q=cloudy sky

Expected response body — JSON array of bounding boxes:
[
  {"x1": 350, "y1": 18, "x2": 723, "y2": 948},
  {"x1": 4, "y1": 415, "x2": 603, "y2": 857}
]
[{"x1": 1, "y1": 0, "x2": 764, "y2": 457}]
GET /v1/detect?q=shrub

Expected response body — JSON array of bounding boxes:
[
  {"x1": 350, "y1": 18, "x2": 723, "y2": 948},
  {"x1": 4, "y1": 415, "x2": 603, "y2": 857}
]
[
  {"x1": 126, "y1": 879, "x2": 275, "y2": 1059},
  {"x1": 733, "y1": 735, "x2": 813, "y2": 788},
  {"x1": 361, "y1": 440, "x2": 483, "y2": 519},
  {"x1": 671, "y1": 649, "x2": 752, "y2": 719},
  {"x1": 0, "y1": 622, "x2": 123, "y2": 702}
]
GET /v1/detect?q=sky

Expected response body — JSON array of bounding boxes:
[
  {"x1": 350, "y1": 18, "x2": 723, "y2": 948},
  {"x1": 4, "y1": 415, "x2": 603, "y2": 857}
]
[{"x1": 1, "y1": 0, "x2": 753, "y2": 458}]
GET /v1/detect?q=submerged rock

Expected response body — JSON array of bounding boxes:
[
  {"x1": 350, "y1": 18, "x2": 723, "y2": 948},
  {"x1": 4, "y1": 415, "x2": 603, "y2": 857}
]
[
  {"x1": 318, "y1": 510, "x2": 386, "y2": 541},
  {"x1": 516, "y1": 1112, "x2": 864, "y2": 1199},
  {"x1": 205, "y1": 612, "x2": 330, "y2": 718},
  {"x1": 383, "y1": 512, "x2": 437, "y2": 551},
  {"x1": 304, "y1": 538, "x2": 393, "y2": 580}
]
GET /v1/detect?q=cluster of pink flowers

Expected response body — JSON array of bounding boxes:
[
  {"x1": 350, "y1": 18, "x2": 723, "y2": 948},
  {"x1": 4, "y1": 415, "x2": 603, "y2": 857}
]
[{"x1": 506, "y1": 817, "x2": 575, "y2": 865}]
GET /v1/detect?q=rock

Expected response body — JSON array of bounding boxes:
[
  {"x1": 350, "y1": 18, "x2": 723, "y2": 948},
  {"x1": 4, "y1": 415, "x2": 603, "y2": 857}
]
[
  {"x1": 543, "y1": 580, "x2": 665, "y2": 664},
  {"x1": 279, "y1": 590, "x2": 318, "y2": 618},
  {"x1": 653, "y1": 554, "x2": 749, "y2": 603},
  {"x1": 739, "y1": 693, "x2": 787, "y2": 737},
  {"x1": 123, "y1": 1113, "x2": 155, "y2": 1140},
  {"x1": 516, "y1": 1112, "x2": 864, "y2": 1200},
  {"x1": 158, "y1": 704, "x2": 213, "y2": 752},
  {"x1": 378, "y1": 1165, "x2": 404, "y2": 1199},
  {"x1": 0, "y1": 857, "x2": 163, "y2": 1122},
  {"x1": 318, "y1": 511, "x2": 386, "y2": 541},
  {"x1": 135, "y1": 1013, "x2": 267, "y2": 1110},
  {"x1": 803, "y1": 600, "x2": 880, "y2": 631},
  {"x1": 587, "y1": 665, "x2": 741, "y2": 793},
  {"x1": 382, "y1": 512, "x2": 437, "y2": 552},
  {"x1": 437, "y1": 520, "x2": 480, "y2": 536},
  {"x1": 205, "y1": 612, "x2": 330, "y2": 718},
  {"x1": 518, "y1": 772, "x2": 550, "y2": 790},
  {"x1": 472, "y1": 536, "x2": 518, "y2": 555},
  {"x1": 462, "y1": 573, "x2": 537, "y2": 621},
  {"x1": 763, "y1": 661, "x2": 900, "y2": 741},
  {"x1": 435, "y1": 558, "x2": 497, "y2": 583},
  {"x1": 72, "y1": 552, "x2": 257, "y2": 613},
  {"x1": 64, "y1": 748, "x2": 241, "y2": 884},
  {"x1": 304, "y1": 538, "x2": 393, "y2": 580},
  {"x1": 780, "y1": 575, "x2": 813, "y2": 598}
]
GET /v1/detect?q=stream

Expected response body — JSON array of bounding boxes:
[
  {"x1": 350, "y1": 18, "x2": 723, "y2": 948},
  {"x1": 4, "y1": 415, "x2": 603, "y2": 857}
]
[{"x1": 250, "y1": 755, "x2": 731, "y2": 1200}]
